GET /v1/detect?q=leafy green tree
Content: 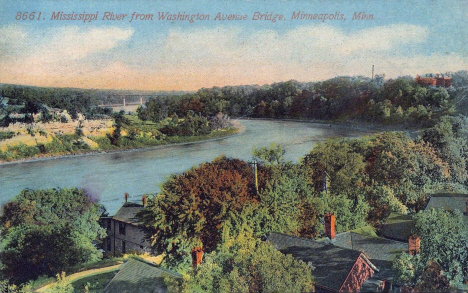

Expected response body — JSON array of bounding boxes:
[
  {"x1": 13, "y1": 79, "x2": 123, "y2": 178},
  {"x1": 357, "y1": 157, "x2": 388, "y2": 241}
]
[
  {"x1": 0, "y1": 188, "x2": 106, "y2": 284},
  {"x1": 318, "y1": 192, "x2": 369, "y2": 232},
  {"x1": 171, "y1": 235, "x2": 314, "y2": 293},
  {"x1": 392, "y1": 253, "x2": 421, "y2": 285},
  {"x1": 302, "y1": 139, "x2": 366, "y2": 195},
  {"x1": 252, "y1": 143, "x2": 286, "y2": 166},
  {"x1": 393, "y1": 208, "x2": 468, "y2": 288},
  {"x1": 423, "y1": 116, "x2": 468, "y2": 185},
  {"x1": 252, "y1": 164, "x2": 309, "y2": 235}
]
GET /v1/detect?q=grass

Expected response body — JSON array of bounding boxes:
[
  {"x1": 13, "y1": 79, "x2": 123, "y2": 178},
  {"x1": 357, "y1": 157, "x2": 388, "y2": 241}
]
[{"x1": 71, "y1": 271, "x2": 116, "y2": 293}]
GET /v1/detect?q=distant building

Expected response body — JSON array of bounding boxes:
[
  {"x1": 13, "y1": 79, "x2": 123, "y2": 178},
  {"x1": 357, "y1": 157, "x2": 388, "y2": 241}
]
[
  {"x1": 104, "y1": 257, "x2": 181, "y2": 293},
  {"x1": 101, "y1": 195, "x2": 152, "y2": 256},
  {"x1": 416, "y1": 73, "x2": 452, "y2": 87}
]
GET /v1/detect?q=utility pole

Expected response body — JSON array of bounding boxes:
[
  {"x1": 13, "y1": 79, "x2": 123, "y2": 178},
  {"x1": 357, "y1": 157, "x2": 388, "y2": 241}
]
[{"x1": 250, "y1": 160, "x2": 259, "y2": 194}]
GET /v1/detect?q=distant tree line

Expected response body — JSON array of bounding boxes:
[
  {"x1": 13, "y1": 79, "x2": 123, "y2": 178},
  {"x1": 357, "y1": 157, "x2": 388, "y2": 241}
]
[{"x1": 136, "y1": 70, "x2": 467, "y2": 126}]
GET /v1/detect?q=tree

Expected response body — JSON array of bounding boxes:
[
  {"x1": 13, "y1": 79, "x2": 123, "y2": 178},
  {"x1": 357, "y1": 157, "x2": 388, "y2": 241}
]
[
  {"x1": 0, "y1": 188, "x2": 106, "y2": 284},
  {"x1": 252, "y1": 143, "x2": 286, "y2": 166},
  {"x1": 393, "y1": 208, "x2": 468, "y2": 289},
  {"x1": 302, "y1": 139, "x2": 366, "y2": 195},
  {"x1": 423, "y1": 116, "x2": 468, "y2": 185},
  {"x1": 171, "y1": 235, "x2": 314, "y2": 293},
  {"x1": 138, "y1": 157, "x2": 260, "y2": 269}
]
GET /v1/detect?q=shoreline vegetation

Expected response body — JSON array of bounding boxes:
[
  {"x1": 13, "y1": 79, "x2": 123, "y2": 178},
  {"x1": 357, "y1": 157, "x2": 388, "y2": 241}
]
[{"x1": 0, "y1": 122, "x2": 241, "y2": 166}]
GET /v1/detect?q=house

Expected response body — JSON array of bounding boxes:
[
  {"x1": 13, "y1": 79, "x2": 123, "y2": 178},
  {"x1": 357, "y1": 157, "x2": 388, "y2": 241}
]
[
  {"x1": 416, "y1": 73, "x2": 452, "y2": 87},
  {"x1": 332, "y1": 228, "x2": 407, "y2": 292},
  {"x1": 266, "y1": 231, "x2": 377, "y2": 293},
  {"x1": 104, "y1": 257, "x2": 181, "y2": 293},
  {"x1": 101, "y1": 194, "x2": 152, "y2": 256}
]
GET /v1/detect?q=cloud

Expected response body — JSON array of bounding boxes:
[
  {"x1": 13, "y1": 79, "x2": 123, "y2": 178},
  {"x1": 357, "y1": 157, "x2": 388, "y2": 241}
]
[
  {"x1": 43, "y1": 26, "x2": 133, "y2": 60},
  {"x1": 0, "y1": 23, "x2": 466, "y2": 90}
]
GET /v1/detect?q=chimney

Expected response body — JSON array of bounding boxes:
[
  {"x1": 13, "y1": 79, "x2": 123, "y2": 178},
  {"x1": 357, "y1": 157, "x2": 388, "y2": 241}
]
[
  {"x1": 142, "y1": 195, "x2": 147, "y2": 207},
  {"x1": 408, "y1": 235, "x2": 420, "y2": 255},
  {"x1": 465, "y1": 199, "x2": 468, "y2": 215},
  {"x1": 324, "y1": 213, "x2": 336, "y2": 240},
  {"x1": 124, "y1": 193, "x2": 129, "y2": 203},
  {"x1": 191, "y1": 247, "x2": 203, "y2": 267}
]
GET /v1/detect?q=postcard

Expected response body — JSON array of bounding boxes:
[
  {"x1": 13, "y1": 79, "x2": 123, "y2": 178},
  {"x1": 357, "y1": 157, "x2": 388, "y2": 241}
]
[{"x1": 0, "y1": 0, "x2": 467, "y2": 292}]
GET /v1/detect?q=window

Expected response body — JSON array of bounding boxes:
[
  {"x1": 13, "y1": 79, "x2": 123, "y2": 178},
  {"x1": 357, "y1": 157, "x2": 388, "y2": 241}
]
[
  {"x1": 107, "y1": 218, "x2": 112, "y2": 230},
  {"x1": 119, "y1": 222, "x2": 126, "y2": 235},
  {"x1": 107, "y1": 238, "x2": 112, "y2": 251},
  {"x1": 122, "y1": 241, "x2": 126, "y2": 253}
]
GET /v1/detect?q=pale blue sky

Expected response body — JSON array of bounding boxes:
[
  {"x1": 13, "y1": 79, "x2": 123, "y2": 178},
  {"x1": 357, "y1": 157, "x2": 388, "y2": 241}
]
[{"x1": 1, "y1": 0, "x2": 467, "y2": 90}]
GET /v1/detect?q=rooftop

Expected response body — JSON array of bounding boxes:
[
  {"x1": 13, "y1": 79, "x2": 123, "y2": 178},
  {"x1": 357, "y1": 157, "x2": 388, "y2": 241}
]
[
  {"x1": 113, "y1": 202, "x2": 145, "y2": 224},
  {"x1": 333, "y1": 231, "x2": 407, "y2": 262},
  {"x1": 266, "y1": 232, "x2": 376, "y2": 292},
  {"x1": 379, "y1": 213, "x2": 416, "y2": 242},
  {"x1": 426, "y1": 193, "x2": 468, "y2": 212},
  {"x1": 103, "y1": 257, "x2": 181, "y2": 293}
]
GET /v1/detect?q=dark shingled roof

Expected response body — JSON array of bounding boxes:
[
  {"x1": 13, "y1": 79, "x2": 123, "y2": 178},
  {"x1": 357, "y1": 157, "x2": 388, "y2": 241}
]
[
  {"x1": 333, "y1": 231, "x2": 407, "y2": 262},
  {"x1": 379, "y1": 213, "x2": 415, "y2": 242},
  {"x1": 266, "y1": 232, "x2": 376, "y2": 292},
  {"x1": 113, "y1": 202, "x2": 144, "y2": 224},
  {"x1": 426, "y1": 193, "x2": 468, "y2": 212},
  {"x1": 104, "y1": 257, "x2": 181, "y2": 293}
]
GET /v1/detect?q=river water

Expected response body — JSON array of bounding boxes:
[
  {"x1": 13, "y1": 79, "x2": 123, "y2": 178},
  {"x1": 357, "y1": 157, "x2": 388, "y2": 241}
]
[{"x1": 0, "y1": 120, "x2": 376, "y2": 214}]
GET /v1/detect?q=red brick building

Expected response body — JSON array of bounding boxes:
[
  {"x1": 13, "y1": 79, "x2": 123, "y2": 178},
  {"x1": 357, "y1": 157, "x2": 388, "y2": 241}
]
[{"x1": 416, "y1": 73, "x2": 452, "y2": 87}]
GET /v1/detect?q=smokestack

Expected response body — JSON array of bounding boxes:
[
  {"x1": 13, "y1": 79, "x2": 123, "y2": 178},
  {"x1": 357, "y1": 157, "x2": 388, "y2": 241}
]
[
  {"x1": 408, "y1": 235, "x2": 420, "y2": 255},
  {"x1": 124, "y1": 193, "x2": 129, "y2": 203},
  {"x1": 191, "y1": 247, "x2": 203, "y2": 267},
  {"x1": 324, "y1": 213, "x2": 336, "y2": 240},
  {"x1": 142, "y1": 195, "x2": 147, "y2": 207}
]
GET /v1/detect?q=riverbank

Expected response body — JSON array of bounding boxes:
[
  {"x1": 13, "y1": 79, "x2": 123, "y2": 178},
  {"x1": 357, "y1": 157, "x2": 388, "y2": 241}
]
[{"x1": 0, "y1": 121, "x2": 243, "y2": 166}]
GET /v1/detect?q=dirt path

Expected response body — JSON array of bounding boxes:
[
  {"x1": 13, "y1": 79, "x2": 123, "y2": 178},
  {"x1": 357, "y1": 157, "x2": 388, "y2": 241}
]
[{"x1": 34, "y1": 264, "x2": 121, "y2": 292}]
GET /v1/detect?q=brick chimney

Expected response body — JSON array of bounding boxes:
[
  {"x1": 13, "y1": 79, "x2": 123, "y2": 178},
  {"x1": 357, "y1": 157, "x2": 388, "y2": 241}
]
[
  {"x1": 142, "y1": 195, "x2": 147, "y2": 207},
  {"x1": 124, "y1": 193, "x2": 129, "y2": 203},
  {"x1": 191, "y1": 247, "x2": 203, "y2": 267},
  {"x1": 408, "y1": 235, "x2": 420, "y2": 255},
  {"x1": 324, "y1": 213, "x2": 336, "y2": 240}
]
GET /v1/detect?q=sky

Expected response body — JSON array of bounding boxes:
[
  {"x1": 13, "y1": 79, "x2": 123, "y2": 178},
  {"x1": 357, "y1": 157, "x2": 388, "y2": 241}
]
[{"x1": 0, "y1": 0, "x2": 467, "y2": 91}]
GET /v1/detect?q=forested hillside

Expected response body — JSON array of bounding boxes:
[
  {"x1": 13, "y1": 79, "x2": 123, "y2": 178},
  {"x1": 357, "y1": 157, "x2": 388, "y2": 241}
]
[{"x1": 137, "y1": 71, "x2": 467, "y2": 126}]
